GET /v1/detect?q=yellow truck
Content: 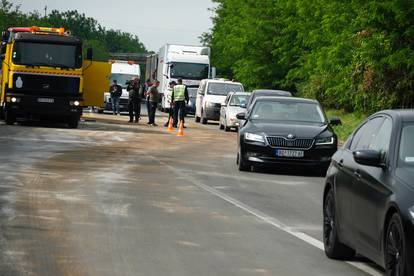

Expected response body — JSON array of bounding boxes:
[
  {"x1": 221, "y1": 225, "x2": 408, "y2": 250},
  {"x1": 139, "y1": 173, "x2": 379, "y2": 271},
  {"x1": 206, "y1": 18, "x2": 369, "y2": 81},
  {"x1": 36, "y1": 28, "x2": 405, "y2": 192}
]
[{"x1": 0, "y1": 26, "x2": 111, "y2": 128}]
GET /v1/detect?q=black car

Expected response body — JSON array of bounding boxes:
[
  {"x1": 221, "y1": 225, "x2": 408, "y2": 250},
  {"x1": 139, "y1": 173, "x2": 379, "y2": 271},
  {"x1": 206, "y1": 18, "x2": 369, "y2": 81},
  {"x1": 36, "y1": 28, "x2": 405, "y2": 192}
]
[
  {"x1": 186, "y1": 87, "x2": 197, "y2": 115},
  {"x1": 323, "y1": 110, "x2": 414, "y2": 276},
  {"x1": 245, "y1": 89, "x2": 292, "y2": 110},
  {"x1": 236, "y1": 96, "x2": 341, "y2": 172}
]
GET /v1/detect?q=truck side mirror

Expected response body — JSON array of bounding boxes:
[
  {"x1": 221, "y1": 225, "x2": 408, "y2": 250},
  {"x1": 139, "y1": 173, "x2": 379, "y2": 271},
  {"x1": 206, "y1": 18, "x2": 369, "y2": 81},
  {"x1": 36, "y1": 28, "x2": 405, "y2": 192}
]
[{"x1": 86, "y1": 48, "x2": 93, "y2": 60}]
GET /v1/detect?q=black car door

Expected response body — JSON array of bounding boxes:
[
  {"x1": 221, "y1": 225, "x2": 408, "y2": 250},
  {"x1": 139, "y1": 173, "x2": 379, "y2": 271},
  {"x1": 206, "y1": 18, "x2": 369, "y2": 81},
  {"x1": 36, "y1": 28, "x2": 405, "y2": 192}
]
[
  {"x1": 333, "y1": 119, "x2": 379, "y2": 245},
  {"x1": 351, "y1": 116, "x2": 393, "y2": 258}
]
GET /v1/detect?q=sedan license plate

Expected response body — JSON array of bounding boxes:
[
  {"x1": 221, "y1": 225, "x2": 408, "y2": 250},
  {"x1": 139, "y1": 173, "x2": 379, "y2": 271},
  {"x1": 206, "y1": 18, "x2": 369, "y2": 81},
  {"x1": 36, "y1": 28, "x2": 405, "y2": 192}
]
[
  {"x1": 275, "y1": 149, "x2": 304, "y2": 158},
  {"x1": 37, "y1": 98, "x2": 54, "y2": 103}
]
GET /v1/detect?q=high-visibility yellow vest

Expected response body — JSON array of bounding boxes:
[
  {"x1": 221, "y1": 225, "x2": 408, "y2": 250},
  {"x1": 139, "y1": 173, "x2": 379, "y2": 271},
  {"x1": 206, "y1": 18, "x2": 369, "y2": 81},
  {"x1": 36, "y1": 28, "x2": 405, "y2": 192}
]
[{"x1": 173, "y1": 85, "x2": 186, "y2": 101}]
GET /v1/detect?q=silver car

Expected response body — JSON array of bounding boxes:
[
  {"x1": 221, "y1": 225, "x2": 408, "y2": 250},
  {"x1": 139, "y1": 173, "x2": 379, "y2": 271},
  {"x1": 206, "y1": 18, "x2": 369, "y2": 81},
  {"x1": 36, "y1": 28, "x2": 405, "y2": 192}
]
[{"x1": 219, "y1": 92, "x2": 251, "y2": 131}]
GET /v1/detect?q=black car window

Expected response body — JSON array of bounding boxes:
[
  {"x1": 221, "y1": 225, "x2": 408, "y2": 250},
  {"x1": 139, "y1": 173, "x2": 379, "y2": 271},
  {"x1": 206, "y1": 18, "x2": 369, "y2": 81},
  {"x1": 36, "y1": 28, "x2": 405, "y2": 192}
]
[
  {"x1": 369, "y1": 117, "x2": 392, "y2": 161},
  {"x1": 398, "y1": 124, "x2": 414, "y2": 167},
  {"x1": 350, "y1": 117, "x2": 384, "y2": 151}
]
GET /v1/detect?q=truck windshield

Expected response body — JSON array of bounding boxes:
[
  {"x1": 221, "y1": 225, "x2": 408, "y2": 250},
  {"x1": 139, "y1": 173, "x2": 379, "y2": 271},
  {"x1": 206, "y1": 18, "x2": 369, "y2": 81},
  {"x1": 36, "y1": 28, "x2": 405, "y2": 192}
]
[
  {"x1": 110, "y1": 74, "x2": 139, "y2": 88},
  {"x1": 207, "y1": 83, "x2": 244, "y2": 96},
  {"x1": 170, "y1": 62, "x2": 209, "y2": 80},
  {"x1": 12, "y1": 42, "x2": 82, "y2": 68}
]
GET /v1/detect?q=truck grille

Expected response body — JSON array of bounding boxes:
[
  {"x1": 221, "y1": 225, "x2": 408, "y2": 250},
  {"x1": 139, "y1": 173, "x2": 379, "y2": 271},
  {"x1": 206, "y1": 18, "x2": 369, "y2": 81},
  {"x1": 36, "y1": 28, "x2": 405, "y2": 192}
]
[
  {"x1": 12, "y1": 73, "x2": 80, "y2": 95},
  {"x1": 266, "y1": 136, "x2": 314, "y2": 149}
]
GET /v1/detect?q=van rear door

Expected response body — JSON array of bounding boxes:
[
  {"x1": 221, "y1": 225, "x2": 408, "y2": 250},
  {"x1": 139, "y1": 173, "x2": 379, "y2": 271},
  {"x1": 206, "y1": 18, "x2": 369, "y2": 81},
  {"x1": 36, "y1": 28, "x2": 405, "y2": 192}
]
[{"x1": 82, "y1": 60, "x2": 111, "y2": 107}]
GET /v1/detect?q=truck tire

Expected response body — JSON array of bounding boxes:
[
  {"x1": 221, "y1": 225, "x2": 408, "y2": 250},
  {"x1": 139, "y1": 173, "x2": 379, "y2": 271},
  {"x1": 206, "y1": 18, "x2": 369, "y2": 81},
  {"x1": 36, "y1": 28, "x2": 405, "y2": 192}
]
[{"x1": 5, "y1": 111, "x2": 15, "y2": 125}]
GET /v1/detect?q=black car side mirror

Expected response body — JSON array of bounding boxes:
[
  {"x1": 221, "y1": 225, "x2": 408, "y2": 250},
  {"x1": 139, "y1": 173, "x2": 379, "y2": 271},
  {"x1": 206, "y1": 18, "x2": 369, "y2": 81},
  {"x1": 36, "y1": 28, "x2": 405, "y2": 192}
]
[
  {"x1": 353, "y1": 150, "x2": 383, "y2": 167},
  {"x1": 330, "y1": 117, "x2": 342, "y2": 126},
  {"x1": 236, "y1": 112, "x2": 246, "y2": 120}
]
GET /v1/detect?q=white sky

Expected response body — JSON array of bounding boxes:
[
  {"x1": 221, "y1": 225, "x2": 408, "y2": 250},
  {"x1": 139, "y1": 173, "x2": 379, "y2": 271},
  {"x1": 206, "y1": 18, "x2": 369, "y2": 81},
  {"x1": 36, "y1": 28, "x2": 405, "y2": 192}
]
[{"x1": 12, "y1": 0, "x2": 216, "y2": 52}]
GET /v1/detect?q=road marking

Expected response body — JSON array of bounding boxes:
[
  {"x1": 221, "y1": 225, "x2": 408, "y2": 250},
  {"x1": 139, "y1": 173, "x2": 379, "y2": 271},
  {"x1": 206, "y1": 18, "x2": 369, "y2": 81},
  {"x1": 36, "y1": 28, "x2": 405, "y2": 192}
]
[{"x1": 152, "y1": 156, "x2": 383, "y2": 276}]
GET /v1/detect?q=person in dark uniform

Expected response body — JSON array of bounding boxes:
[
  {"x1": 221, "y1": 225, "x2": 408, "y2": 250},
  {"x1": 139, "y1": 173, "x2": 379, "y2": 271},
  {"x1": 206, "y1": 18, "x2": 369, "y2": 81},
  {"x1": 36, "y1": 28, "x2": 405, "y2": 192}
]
[
  {"x1": 127, "y1": 77, "x2": 142, "y2": 123},
  {"x1": 110, "y1": 80, "x2": 122, "y2": 115}
]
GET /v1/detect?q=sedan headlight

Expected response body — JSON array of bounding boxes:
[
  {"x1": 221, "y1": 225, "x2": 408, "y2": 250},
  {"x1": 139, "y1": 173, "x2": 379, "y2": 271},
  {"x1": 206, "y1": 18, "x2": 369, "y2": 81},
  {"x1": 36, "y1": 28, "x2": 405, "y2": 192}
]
[
  {"x1": 315, "y1": 136, "x2": 334, "y2": 145},
  {"x1": 409, "y1": 205, "x2": 414, "y2": 220},
  {"x1": 245, "y1": 132, "x2": 265, "y2": 143}
]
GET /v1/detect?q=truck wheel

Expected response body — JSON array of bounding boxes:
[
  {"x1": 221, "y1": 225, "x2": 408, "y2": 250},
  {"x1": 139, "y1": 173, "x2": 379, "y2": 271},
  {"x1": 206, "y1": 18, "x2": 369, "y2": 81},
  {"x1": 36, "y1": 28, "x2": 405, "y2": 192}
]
[
  {"x1": 68, "y1": 117, "x2": 79, "y2": 129},
  {"x1": 97, "y1": 108, "x2": 104, "y2": 114},
  {"x1": 5, "y1": 111, "x2": 15, "y2": 125}
]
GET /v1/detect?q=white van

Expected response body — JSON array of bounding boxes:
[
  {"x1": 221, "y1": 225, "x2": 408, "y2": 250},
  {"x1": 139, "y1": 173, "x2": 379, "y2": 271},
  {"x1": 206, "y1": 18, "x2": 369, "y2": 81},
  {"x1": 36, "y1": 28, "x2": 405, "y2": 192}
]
[
  {"x1": 195, "y1": 79, "x2": 244, "y2": 124},
  {"x1": 101, "y1": 60, "x2": 140, "y2": 113}
]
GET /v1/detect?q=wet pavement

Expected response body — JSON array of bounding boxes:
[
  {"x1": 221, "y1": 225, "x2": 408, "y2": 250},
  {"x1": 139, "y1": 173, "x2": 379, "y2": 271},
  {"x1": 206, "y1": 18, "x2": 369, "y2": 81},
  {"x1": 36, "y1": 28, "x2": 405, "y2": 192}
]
[{"x1": 0, "y1": 112, "x2": 384, "y2": 276}]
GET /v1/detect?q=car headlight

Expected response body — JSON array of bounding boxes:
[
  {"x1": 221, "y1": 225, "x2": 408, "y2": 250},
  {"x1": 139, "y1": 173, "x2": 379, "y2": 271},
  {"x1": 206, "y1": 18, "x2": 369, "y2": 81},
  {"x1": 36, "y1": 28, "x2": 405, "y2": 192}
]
[
  {"x1": 245, "y1": 132, "x2": 265, "y2": 143},
  {"x1": 409, "y1": 205, "x2": 414, "y2": 220},
  {"x1": 315, "y1": 136, "x2": 334, "y2": 145}
]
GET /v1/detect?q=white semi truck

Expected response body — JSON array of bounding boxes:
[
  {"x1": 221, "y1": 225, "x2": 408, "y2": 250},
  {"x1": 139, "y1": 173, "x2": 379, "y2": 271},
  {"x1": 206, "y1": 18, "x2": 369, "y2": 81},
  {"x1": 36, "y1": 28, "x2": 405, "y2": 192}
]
[
  {"x1": 146, "y1": 44, "x2": 213, "y2": 112},
  {"x1": 100, "y1": 60, "x2": 141, "y2": 113}
]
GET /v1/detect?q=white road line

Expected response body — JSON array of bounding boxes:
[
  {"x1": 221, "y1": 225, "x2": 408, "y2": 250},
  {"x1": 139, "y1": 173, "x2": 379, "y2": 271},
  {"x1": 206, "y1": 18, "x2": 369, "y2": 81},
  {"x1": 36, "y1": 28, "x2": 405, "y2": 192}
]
[{"x1": 153, "y1": 156, "x2": 383, "y2": 276}]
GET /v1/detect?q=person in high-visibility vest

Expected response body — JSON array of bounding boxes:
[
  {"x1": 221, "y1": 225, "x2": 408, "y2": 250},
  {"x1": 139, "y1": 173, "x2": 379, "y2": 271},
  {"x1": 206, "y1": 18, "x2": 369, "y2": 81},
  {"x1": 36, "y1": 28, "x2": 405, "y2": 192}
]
[{"x1": 171, "y1": 78, "x2": 189, "y2": 128}]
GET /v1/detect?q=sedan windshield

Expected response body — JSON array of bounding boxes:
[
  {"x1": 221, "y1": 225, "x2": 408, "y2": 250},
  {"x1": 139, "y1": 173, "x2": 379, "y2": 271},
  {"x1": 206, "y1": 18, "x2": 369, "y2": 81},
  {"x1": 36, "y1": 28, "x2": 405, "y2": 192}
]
[
  {"x1": 398, "y1": 124, "x2": 414, "y2": 167},
  {"x1": 229, "y1": 95, "x2": 250, "y2": 106},
  {"x1": 12, "y1": 41, "x2": 82, "y2": 68},
  {"x1": 170, "y1": 62, "x2": 209, "y2": 80},
  {"x1": 207, "y1": 83, "x2": 244, "y2": 96},
  {"x1": 250, "y1": 100, "x2": 326, "y2": 123}
]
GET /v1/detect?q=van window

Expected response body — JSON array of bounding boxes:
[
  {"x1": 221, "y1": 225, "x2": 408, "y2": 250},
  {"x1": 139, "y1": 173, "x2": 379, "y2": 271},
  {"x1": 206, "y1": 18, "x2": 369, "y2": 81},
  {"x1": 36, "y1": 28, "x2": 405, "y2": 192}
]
[{"x1": 207, "y1": 83, "x2": 243, "y2": 96}]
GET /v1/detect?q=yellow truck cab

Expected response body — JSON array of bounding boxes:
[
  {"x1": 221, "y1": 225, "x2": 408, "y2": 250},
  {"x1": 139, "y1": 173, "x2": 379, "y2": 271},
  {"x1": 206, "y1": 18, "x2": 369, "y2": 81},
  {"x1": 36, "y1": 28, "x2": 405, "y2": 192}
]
[{"x1": 0, "y1": 26, "x2": 110, "y2": 128}]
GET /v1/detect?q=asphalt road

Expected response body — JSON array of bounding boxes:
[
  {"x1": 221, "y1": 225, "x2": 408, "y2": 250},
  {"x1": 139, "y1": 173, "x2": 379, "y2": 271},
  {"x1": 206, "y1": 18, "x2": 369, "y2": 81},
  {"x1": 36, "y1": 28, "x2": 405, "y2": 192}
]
[{"x1": 0, "y1": 111, "x2": 385, "y2": 276}]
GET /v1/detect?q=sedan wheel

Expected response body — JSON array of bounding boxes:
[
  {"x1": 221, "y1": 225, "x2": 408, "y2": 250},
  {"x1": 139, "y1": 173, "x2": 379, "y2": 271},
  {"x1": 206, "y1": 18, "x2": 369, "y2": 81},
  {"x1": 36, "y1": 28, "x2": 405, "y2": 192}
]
[
  {"x1": 237, "y1": 150, "x2": 250, "y2": 172},
  {"x1": 323, "y1": 189, "x2": 355, "y2": 260},
  {"x1": 385, "y1": 214, "x2": 407, "y2": 276}
]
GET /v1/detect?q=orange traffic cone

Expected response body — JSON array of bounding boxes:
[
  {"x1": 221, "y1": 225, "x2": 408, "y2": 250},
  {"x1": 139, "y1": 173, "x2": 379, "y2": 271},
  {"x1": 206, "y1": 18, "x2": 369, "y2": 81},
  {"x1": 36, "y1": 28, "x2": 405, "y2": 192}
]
[
  {"x1": 167, "y1": 116, "x2": 174, "y2": 132},
  {"x1": 177, "y1": 120, "x2": 184, "y2": 137}
]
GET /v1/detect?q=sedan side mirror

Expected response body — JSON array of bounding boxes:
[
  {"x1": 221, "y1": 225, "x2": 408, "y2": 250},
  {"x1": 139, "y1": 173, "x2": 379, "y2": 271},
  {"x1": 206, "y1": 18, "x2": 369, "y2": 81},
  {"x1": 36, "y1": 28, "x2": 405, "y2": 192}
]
[
  {"x1": 353, "y1": 150, "x2": 383, "y2": 167},
  {"x1": 330, "y1": 117, "x2": 342, "y2": 126},
  {"x1": 236, "y1": 112, "x2": 246, "y2": 120}
]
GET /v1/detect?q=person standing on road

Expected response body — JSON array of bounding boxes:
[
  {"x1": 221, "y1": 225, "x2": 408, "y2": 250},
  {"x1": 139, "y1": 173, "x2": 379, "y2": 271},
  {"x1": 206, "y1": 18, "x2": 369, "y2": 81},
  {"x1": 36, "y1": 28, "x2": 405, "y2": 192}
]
[
  {"x1": 172, "y1": 78, "x2": 189, "y2": 128},
  {"x1": 110, "y1": 80, "x2": 122, "y2": 115},
  {"x1": 164, "y1": 81, "x2": 176, "y2": 127},
  {"x1": 146, "y1": 80, "x2": 160, "y2": 126},
  {"x1": 144, "y1": 79, "x2": 152, "y2": 118},
  {"x1": 127, "y1": 77, "x2": 142, "y2": 123}
]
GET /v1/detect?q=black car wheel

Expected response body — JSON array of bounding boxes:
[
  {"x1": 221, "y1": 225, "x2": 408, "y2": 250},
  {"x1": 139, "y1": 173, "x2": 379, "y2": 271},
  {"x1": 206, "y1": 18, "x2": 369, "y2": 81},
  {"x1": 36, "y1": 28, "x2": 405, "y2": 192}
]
[
  {"x1": 5, "y1": 110, "x2": 15, "y2": 125},
  {"x1": 385, "y1": 213, "x2": 407, "y2": 276},
  {"x1": 323, "y1": 188, "x2": 355, "y2": 259},
  {"x1": 237, "y1": 150, "x2": 250, "y2": 172},
  {"x1": 201, "y1": 109, "x2": 207, "y2": 124},
  {"x1": 68, "y1": 117, "x2": 79, "y2": 129}
]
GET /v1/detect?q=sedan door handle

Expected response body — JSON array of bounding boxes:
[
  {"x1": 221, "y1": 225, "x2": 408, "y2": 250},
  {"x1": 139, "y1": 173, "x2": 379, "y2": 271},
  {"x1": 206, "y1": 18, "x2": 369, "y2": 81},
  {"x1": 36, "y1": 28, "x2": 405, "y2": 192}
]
[{"x1": 353, "y1": 171, "x2": 362, "y2": 179}]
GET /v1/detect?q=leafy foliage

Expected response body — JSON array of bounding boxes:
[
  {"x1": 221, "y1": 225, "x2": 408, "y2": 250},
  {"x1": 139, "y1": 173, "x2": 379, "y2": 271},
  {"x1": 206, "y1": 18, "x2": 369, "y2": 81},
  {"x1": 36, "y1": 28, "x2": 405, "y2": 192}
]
[
  {"x1": 204, "y1": 0, "x2": 414, "y2": 113},
  {"x1": 0, "y1": 0, "x2": 147, "y2": 61}
]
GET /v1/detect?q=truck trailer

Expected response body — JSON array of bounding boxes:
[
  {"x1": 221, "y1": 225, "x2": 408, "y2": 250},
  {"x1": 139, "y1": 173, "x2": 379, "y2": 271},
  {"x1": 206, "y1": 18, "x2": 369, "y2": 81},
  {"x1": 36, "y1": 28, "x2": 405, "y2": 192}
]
[
  {"x1": 0, "y1": 26, "x2": 110, "y2": 128},
  {"x1": 145, "y1": 44, "x2": 213, "y2": 112}
]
